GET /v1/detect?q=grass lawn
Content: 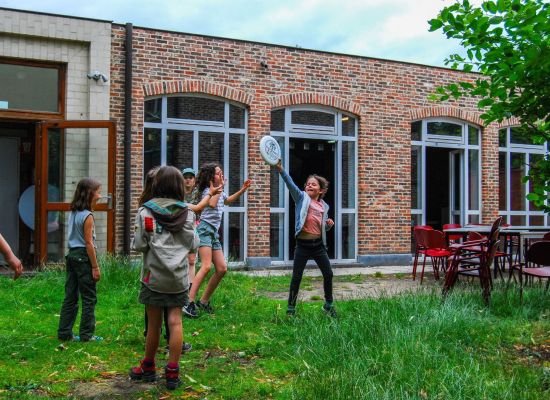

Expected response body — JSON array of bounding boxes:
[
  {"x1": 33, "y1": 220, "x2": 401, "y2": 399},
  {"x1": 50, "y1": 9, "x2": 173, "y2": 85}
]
[{"x1": 0, "y1": 256, "x2": 548, "y2": 399}]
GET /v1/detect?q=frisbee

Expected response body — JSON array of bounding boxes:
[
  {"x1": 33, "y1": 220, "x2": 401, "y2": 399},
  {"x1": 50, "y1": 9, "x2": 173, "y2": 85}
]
[{"x1": 259, "y1": 136, "x2": 281, "y2": 166}]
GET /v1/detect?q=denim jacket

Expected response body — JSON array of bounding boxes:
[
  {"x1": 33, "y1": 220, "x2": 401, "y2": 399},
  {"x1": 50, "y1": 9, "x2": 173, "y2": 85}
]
[{"x1": 279, "y1": 169, "x2": 332, "y2": 246}]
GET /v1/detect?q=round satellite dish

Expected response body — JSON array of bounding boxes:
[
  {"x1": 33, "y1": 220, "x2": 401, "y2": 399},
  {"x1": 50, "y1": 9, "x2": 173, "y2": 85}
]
[
  {"x1": 18, "y1": 185, "x2": 60, "y2": 232},
  {"x1": 259, "y1": 136, "x2": 281, "y2": 166}
]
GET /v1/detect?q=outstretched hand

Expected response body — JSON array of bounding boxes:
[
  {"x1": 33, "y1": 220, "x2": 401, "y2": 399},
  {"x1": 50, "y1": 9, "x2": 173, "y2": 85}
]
[
  {"x1": 242, "y1": 179, "x2": 252, "y2": 191},
  {"x1": 274, "y1": 160, "x2": 283, "y2": 172}
]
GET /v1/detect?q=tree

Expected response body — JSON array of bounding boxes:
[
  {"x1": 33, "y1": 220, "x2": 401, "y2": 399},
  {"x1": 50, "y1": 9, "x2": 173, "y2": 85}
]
[{"x1": 429, "y1": 0, "x2": 550, "y2": 213}]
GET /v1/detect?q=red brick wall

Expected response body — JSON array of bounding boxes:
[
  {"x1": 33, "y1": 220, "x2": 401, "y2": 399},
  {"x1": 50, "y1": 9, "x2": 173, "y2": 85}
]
[{"x1": 109, "y1": 25, "x2": 500, "y2": 258}]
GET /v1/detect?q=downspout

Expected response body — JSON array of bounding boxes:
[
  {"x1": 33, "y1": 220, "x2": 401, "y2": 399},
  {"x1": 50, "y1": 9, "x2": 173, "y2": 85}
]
[{"x1": 123, "y1": 23, "x2": 133, "y2": 255}]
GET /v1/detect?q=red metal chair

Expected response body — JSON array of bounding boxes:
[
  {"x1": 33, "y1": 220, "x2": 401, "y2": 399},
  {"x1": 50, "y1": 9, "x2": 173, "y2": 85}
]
[
  {"x1": 510, "y1": 240, "x2": 550, "y2": 302},
  {"x1": 412, "y1": 226, "x2": 433, "y2": 281},
  {"x1": 443, "y1": 223, "x2": 462, "y2": 244},
  {"x1": 420, "y1": 229, "x2": 453, "y2": 284}
]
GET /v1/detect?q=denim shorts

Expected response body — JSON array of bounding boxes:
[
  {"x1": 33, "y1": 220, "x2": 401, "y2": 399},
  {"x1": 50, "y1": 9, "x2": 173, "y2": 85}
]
[{"x1": 197, "y1": 220, "x2": 222, "y2": 250}]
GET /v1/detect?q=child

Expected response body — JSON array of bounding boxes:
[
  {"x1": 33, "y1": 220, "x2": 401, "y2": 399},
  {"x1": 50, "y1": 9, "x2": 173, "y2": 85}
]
[
  {"x1": 273, "y1": 160, "x2": 336, "y2": 317},
  {"x1": 129, "y1": 166, "x2": 220, "y2": 390},
  {"x1": 183, "y1": 162, "x2": 251, "y2": 318},
  {"x1": 0, "y1": 233, "x2": 23, "y2": 280},
  {"x1": 57, "y1": 178, "x2": 103, "y2": 342},
  {"x1": 182, "y1": 167, "x2": 199, "y2": 286}
]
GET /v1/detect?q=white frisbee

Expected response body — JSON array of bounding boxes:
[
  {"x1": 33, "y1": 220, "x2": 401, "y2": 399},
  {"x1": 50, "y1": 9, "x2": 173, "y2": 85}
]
[{"x1": 259, "y1": 136, "x2": 281, "y2": 166}]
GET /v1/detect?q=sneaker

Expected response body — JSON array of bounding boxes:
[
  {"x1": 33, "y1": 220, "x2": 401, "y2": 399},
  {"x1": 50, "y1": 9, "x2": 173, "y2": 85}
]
[
  {"x1": 164, "y1": 365, "x2": 181, "y2": 390},
  {"x1": 197, "y1": 300, "x2": 214, "y2": 314},
  {"x1": 182, "y1": 342, "x2": 192, "y2": 353},
  {"x1": 183, "y1": 302, "x2": 198, "y2": 318},
  {"x1": 286, "y1": 306, "x2": 296, "y2": 316},
  {"x1": 80, "y1": 335, "x2": 103, "y2": 342},
  {"x1": 322, "y1": 304, "x2": 337, "y2": 318},
  {"x1": 59, "y1": 334, "x2": 80, "y2": 342},
  {"x1": 129, "y1": 359, "x2": 157, "y2": 382}
]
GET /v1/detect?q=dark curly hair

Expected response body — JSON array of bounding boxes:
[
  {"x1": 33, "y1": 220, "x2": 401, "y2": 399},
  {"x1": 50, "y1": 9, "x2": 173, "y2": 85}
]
[
  {"x1": 71, "y1": 178, "x2": 101, "y2": 211},
  {"x1": 196, "y1": 162, "x2": 221, "y2": 193}
]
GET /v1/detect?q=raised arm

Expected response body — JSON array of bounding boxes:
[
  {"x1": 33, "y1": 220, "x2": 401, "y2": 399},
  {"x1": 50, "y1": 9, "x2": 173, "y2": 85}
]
[
  {"x1": 225, "y1": 179, "x2": 251, "y2": 204},
  {"x1": 273, "y1": 160, "x2": 303, "y2": 203}
]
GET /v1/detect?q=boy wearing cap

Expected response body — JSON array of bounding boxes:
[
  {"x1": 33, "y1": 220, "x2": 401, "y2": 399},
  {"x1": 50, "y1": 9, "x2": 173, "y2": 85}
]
[{"x1": 182, "y1": 167, "x2": 199, "y2": 291}]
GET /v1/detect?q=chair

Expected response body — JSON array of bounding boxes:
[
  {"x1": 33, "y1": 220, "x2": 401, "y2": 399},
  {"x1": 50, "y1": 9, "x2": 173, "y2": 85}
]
[
  {"x1": 443, "y1": 226, "x2": 500, "y2": 305},
  {"x1": 412, "y1": 226, "x2": 433, "y2": 281},
  {"x1": 419, "y1": 229, "x2": 453, "y2": 284},
  {"x1": 512, "y1": 240, "x2": 550, "y2": 302},
  {"x1": 544, "y1": 232, "x2": 550, "y2": 240},
  {"x1": 443, "y1": 223, "x2": 462, "y2": 244}
]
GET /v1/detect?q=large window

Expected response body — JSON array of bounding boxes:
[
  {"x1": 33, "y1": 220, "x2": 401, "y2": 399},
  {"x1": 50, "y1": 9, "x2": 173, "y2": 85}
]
[
  {"x1": 270, "y1": 106, "x2": 357, "y2": 262},
  {"x1": 498, "y1": 127, "x2": 548, "y2": 226},
  {"x1": 143, "y1": 95, "x2": 248, "y2": 261},
  {"x1": 0, "y1": 58, "x2": 65, "y2": 117},
  {"x1": 411, "y1": 119, "x2": 481, "y2": 228}
]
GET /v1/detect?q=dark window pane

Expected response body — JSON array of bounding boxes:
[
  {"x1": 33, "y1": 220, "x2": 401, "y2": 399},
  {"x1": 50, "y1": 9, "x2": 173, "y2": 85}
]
[
  {"x1": 529, "y1": 154, "x2": 543, "y2": 211},
  {"x1": 529, "y1": 215, "x2": 544, "y2": 226},
  {"x1": 411, "y1": 147, "x2": 420, "y2": 209},
  {"x1": 510, "y1": 153, "x2": 526, "y2": 211},
  {"x1": 468, "y1": 150, "x2": 479, "y2": 210},
  {"x1": 270, "y1": 213, "x2": 284, "y2": 260},
  {"x1": 342, "y1": 141, "x2": 355, "y2": 208},
  {"x1": 144, "y1": 128, "x2": 161, "y2": 175},
  {"x1": 411, "y1": 121, "x2": 421, "y2": 141},
  {"x1": 228, "y1": 134, "x2": 245, "y2": 206},
  {"x1": 498, "y1": 152, "x2": 506, "y2": 210},
  {"x1": 427, "y1": 122, "x2": 462, "y2": 137},
  {"x1": 0, "y1": 62, "x2": 59, "y2": 112},
  {"x1": 198, "y1": 132, "x2": 224, "y2": 168},
  {"x1": 227, "y1": 212, "x2": 244, "y2": 261},
  {"x1": 167, "y1": 97, "x2": 224, "y2": 121},
  {"x1": 341, "y1": 213, "x2": 355, "y2": 259},
  {"x1": 511, "y1": 215, "x2": 525, "y2": 225},
  {"x1": 270, "y1": 109, "x2": 285, "y2": 132},
  {"x1": 510, "y1": 127, "x2": 538, "y2": 145},
  {"x1": 499, "y1": 128, "x2": 507, "y2": 147},
  {"x1": 468, "y1": 125, "x2": 479, "y2": 145},
  {"x1": 342, "y1": 115, "x2": 356, "y2": 137},
  {"x1": 167, "y1": 130, "x2": 193, "y2": 170},
  {"x1": 229, "y1": 104, "x2": 245, "y2": 129},
  {"x1": 291, "y1": 110, "x2": 334, "y2": 127},
  {"x1": 144, "y1": 98, "x2": 162, "y2": 122},
  {"x1": 270, "y1": 137, "x2": 285, "y2": 207}
]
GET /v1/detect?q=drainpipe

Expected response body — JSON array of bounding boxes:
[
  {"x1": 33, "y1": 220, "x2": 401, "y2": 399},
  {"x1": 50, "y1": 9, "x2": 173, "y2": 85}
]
[{"x1": 123, "y1": 23, "x2": 133, "y2": 255}]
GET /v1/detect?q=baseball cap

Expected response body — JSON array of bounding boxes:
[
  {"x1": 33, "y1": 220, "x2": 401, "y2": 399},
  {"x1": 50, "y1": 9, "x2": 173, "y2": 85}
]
[{"x1": 182, "y1": 167, "x2": 196, "y2": 176}]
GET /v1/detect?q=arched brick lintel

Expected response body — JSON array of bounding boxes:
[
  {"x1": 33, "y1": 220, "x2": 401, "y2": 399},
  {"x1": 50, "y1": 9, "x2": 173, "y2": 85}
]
[
  {"x1": 269, "y1": 93, "x2": 362, "y2": 116},
  {"x1": 409, "y1": 106, "x2": 485, "y2": 127},
  {"x1": 142, "y1": 80, "x2": 254, "y2": 106}
]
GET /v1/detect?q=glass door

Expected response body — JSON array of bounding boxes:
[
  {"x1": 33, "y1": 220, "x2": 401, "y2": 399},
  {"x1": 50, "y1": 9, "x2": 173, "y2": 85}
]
[
  {"x1": 449, "y1": 150, "x2": 464, "y2": 225},
  {"x1": 37, "y1": 121, "x2": 116, "y2": 264}
]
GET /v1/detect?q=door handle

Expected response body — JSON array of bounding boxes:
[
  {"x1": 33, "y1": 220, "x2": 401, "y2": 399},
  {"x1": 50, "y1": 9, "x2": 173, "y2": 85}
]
[{"x1": 99, "y1": 194, "x2": 113, "y2": 208}]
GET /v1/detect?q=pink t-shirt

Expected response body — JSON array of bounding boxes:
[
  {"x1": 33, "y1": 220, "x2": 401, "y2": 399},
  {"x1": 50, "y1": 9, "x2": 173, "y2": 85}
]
[{"x1": 302, "y1": 199, "x2": 324, "y2": 236}]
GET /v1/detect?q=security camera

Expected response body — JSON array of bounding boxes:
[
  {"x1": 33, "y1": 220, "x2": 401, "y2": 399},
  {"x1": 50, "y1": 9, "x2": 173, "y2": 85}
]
[{"x1": 87, "y1": 71, "x2": 108, "y2": 83}]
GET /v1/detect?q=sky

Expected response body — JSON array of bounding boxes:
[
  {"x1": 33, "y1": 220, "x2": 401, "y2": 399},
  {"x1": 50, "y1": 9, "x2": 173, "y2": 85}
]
[{"x1": 0, "y1": 0, "x2": 470, "y2": 68}]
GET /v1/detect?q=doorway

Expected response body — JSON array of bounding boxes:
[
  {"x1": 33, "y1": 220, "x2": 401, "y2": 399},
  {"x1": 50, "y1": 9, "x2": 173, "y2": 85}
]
[
  {"x1": 425, "y1": 147, "x2": 463, "y2": 230},
  {"x1": 0, "y1": 122, "x2": 35, "y2": 266},
  {"x1": 288, "y1": 137, "x2": 335, "y2": 259}
]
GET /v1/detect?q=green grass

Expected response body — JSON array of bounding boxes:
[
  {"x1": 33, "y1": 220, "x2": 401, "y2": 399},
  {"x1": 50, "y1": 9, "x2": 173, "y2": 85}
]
[{"x1": 0, "y1": 256, "x2": 548, "y2": 399}]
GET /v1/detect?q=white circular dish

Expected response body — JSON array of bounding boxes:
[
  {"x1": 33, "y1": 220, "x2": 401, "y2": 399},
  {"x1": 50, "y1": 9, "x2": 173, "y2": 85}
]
[
  {"x1": 18, "y1": 185, "x2": 60, "y2": 232},
  {"x1": 259, "y1": 136, "x2": 281, "y2": 166}
]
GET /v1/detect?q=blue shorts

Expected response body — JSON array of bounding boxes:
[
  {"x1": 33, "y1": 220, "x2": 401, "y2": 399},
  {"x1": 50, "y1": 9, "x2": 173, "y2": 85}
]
[{"x1": 197, "y1": 220, "x2": 222, "y2": 250}]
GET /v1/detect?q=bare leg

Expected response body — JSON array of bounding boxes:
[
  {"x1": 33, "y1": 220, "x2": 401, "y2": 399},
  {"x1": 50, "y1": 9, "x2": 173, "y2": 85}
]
[
  {"x1": 200, "y1": 249, "x2": 227, "y2": 303},
  {"x1": 189, "y1": 246, "x2": 212, "y2": 302},
  {"x1": 188, "y1": 252, "x2": 196, "y2": 284},
  {"x1": 166, "y1": 307, "x2": 183, "y2": 365},
  {"x1": 144, "y1": 306, "x2": 162, "y2": 360}
]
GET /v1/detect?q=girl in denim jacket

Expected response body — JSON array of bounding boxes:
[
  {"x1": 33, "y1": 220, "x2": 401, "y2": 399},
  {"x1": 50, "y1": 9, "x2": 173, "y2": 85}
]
[{"x1": 274, "y1": 160, "x2": 336, "y2": 317}]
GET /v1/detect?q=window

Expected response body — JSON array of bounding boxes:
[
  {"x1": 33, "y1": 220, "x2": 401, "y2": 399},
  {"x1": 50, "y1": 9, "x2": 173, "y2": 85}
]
[
  {"x1": 498, "y1": 127, "x2": 548, "y2": 226},
  {"x1": 0, "y1": 58, "x2": 65, "y2": 117},
  {"x1": 143, "y1": 95, "x2": 248, "y2": 261}
]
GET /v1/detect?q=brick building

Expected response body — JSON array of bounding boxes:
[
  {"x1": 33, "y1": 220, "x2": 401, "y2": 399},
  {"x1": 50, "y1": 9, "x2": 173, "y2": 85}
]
[{"x1": 1, "y1": 8, "x2": 547, "y2": 268}]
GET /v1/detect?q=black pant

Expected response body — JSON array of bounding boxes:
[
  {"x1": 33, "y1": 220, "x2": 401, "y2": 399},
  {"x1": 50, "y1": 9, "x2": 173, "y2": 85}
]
[
  {"x1": 288, "y1": 238, "x2": 333, "y2": 307},
  {"x1": 58, "y1": 248, "x2": 97, "y2": 340}
]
